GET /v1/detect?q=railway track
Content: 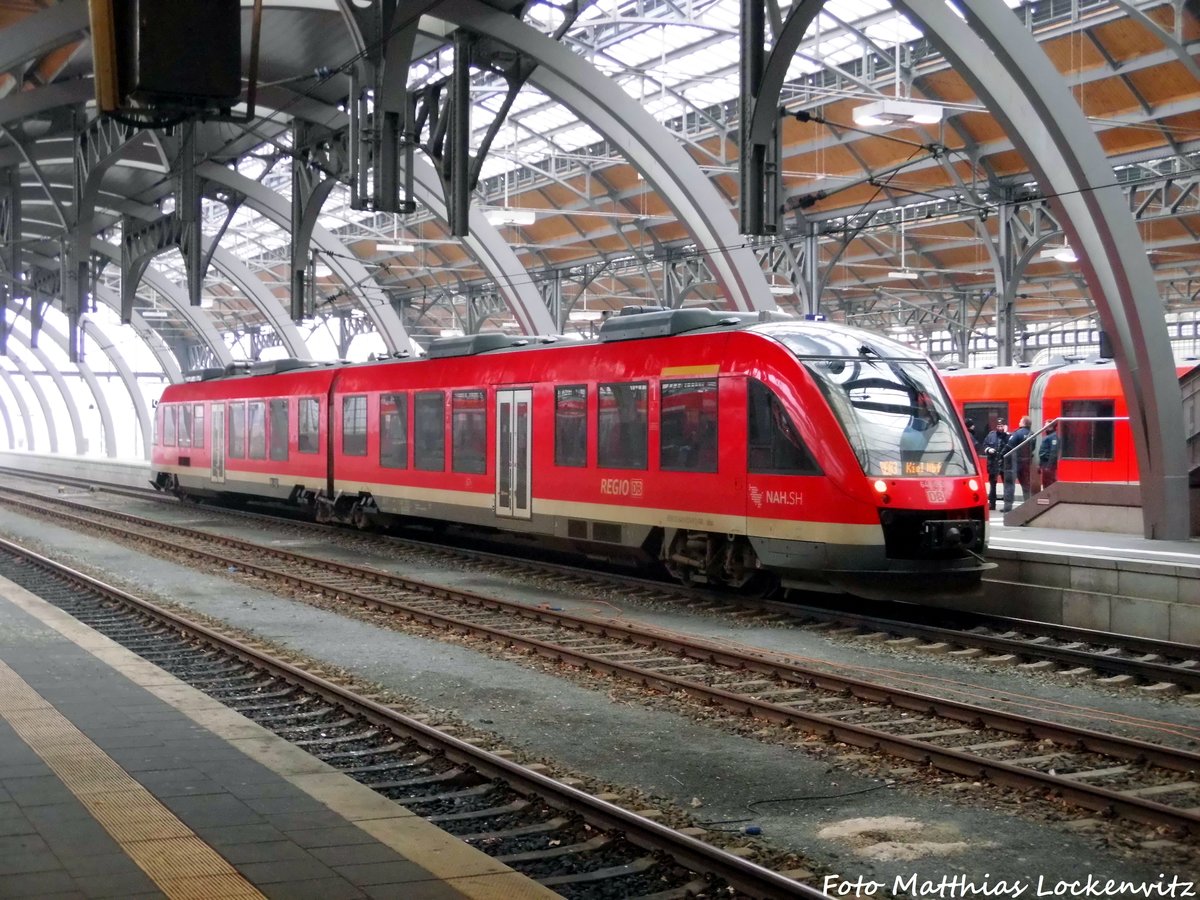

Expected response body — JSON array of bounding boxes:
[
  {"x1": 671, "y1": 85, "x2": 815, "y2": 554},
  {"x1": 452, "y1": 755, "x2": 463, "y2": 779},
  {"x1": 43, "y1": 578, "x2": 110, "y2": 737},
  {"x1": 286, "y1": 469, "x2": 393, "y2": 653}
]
[
  {"x1": 4, "y1": 474, "x2": 1199, "y2": 694},
  {"x1": 0, "y1": 537, "x2": 818, "y2": 899},
  {"x1": 2, "y1": 489, "x2": 1199, "y2": 834}
]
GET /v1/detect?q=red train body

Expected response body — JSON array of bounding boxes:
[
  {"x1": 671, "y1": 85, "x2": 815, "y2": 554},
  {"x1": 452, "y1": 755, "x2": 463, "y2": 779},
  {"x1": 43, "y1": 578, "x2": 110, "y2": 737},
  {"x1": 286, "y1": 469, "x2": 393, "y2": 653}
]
[
  {"x1": 151, "y1": 309, "x2": 990, "y2": 599},
  {"x1": 942, "y1": 361, "x2": 1194, "y2": 485}
]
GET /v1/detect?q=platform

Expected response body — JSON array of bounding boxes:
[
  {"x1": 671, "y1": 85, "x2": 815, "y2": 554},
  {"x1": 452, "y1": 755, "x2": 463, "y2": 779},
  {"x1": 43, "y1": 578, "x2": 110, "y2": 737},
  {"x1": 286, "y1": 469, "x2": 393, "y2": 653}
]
[
  {"x1": 0, "y1": 575, "x2": 553, "y2": 899},
  {"x1": 980, "y1": 515, "x2": 1200, "y2": 643}
]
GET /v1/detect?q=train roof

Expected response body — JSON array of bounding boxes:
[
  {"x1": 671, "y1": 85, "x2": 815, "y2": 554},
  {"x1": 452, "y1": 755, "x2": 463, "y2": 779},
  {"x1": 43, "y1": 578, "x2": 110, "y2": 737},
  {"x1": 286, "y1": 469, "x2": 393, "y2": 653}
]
[{"x1": 180, "y1": 308, "x2": 936, "y2": 386}]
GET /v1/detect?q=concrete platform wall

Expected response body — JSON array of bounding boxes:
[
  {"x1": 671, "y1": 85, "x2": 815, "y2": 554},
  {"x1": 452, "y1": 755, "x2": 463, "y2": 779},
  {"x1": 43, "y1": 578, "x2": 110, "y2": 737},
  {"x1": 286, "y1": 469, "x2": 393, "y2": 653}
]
[{"x1": 0, "y1": 451, "x2": 150, "y2": 490}]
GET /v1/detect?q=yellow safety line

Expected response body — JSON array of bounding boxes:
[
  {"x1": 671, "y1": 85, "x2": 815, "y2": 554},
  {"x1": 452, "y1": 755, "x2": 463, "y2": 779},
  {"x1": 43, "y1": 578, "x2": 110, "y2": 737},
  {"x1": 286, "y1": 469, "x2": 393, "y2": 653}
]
[{"x1": 0, "y1": 659, "x2": 266, "y2": 899}]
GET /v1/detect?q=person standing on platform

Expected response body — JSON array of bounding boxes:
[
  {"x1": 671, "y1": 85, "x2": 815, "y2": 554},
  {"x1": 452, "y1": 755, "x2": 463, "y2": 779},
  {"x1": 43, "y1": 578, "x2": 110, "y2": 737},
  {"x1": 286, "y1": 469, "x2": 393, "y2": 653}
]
[
  {"x1": 1039, "y1": 421, "x2": 1059, "y2": 488},
  {"x1": 981, "y1": 420, "x2": 1008, "y2": 510},
  {"x1": 1007, "y1": 416, "x2": 1034, "y2": 506}
]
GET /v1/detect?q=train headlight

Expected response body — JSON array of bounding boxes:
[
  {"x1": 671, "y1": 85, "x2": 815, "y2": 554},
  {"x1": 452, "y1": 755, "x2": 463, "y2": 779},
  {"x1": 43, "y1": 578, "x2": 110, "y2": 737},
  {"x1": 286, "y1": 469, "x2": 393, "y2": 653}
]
[
  {"x1": 873, "y1": 479, "x2": 887, "y2": 493},
  {"x1": 968, "y1": 478, "x2": 979, "y2": 492}
]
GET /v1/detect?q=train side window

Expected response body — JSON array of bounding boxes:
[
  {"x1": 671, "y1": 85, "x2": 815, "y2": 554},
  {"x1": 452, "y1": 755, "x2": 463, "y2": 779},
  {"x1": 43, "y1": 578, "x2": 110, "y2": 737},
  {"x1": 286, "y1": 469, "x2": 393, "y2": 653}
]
[
  {"x1": 298, "y1": 397, "x2": 320, "y2": 453},
  {"x1": 747, "y1": 379, "x2": 820, "y2": 474},
  {"x1": 269, "y1": 399, "x2": 289, "y2": 461},
  {"x1": 380, "y1": 393, "x2": 408, "y2": 469},
  {"x1": 1061, "y1": 399, "x2": 1114, "y2": 460},
  {"x1": 414, "y1": 391, "x2": 446, "y2": 470},
  {"x1": 178, "y1": 404, "x2": 191, "y2": 448},
  {"x1": 192, "y1": 404, "x2": 205, "y2": 449},
  {"x1": 660, "y1": 379, "x2": 718, "y2": 472},
  {"x1": 963, "y1": 402, "x2": 1006, "y2": 441},
  {"x1": 598, "y1": 382, "x2": 647, "y2": 470},
  {"x1": 228, "y1": 401, "x2": 245, "y2": 458},
  {"x1": 248, "y1": 401, "x2": 267, "y2": 459},
  {"x1": 163, "y1": 404, "x2": 177, "y2": 447},
  {"x1": 555, "y1": 386, "x2": 587, "y2": 467},
  {"x1": 342, "y1": 395, "x2": 368, "y2": 456},
  {"x1": 452, "y1": 390, "x2": 487, "y2": 474}
]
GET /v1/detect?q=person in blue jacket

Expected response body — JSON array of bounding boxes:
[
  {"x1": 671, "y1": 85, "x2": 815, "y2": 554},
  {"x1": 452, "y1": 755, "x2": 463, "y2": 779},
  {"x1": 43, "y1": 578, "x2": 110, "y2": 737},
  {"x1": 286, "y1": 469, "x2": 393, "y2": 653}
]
[
  {"x1": 981, "y1": 420, "x2": 1009, "y2": 510},
  {"x1": 1039, "y1": 421, "x2": 1059, "y2": 488}
]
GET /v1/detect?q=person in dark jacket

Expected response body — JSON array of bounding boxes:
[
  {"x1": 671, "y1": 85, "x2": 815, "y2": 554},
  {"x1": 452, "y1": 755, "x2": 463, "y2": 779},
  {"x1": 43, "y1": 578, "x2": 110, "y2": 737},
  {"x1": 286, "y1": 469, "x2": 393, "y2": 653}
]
[
  {"x1": 981, "y1": 420, "x2": 1008, "y2": 510},
  {"x1": 1039, "y1": 421, "x2": 1059, "y2": 488},
  {"x1": 1005, "y1": 416, "x2": 1034, "y2": 508},
  {"x1": 965, "y1": 418, "x2": 982, "y2": 453}
]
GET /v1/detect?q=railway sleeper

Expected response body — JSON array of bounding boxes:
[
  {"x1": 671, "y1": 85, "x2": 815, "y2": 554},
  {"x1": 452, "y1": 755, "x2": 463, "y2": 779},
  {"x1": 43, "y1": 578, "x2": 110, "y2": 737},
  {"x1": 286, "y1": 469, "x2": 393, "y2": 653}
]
[
  {"x1": 497, "y1": 834, "x2": 612, "y2": 864},
  {"x1": 458, "y1": 817, "x2": 571, "y2": 842}
]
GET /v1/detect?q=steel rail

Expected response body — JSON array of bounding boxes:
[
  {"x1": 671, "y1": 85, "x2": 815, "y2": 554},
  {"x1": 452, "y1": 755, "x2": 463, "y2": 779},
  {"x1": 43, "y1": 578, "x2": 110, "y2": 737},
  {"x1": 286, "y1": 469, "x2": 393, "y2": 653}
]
[
  {"x1": 6, "y1": 471, "x2": 1198, "y2": 690},
  {"x1": 0, "y1": 536, "x2": 822, "y2": 900},
  {"x1": 3, "y1": 493, "x2": 1199, "y2": 832},
  {"x1": 776, "y1": 602, "x2": 1200, "y2": 690}
]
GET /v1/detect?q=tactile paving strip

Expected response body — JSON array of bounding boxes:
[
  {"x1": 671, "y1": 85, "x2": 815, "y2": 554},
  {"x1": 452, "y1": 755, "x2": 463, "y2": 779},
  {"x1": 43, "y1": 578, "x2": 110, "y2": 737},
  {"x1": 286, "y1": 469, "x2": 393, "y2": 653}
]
[{"x1": 0, "y1": 659, "x2": 266, "y2": 899}]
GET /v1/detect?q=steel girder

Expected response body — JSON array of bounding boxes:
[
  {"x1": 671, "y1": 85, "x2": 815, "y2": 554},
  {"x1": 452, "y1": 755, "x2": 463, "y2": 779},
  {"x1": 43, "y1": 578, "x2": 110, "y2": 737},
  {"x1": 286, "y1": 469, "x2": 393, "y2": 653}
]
[
  {"x1": 0, "y1": 381, "x2": 12, "y2": 448},
  {"x1": 3, "y1": 318, "x2": 95, "y2": 455},
  {"x1": 426, "y1": 1, "x2": 775, "y2": 313},
  {"x1": 92, "y1": 238, "x2": 234, "y2": 371},
  {"x1": 903, "y1": 0, "x2": 1189, "y2": 539},
  {"x1": 0, "y1": 366, "x2": 31, "y2": 450},
  {"x1": 278, "y1": 109, "x2": 555, "y2": 336},
  {"x1": 78, "y1": 316, "x2": 153, "y2": 459},
  {"x1": 2, "y1": 345, "x2": 58, "y2": 452},
  {"x1": 196, "y1": 162, "x2": 418, "y2": 355},
  {"x1": 742, "y1": 0, "x2": 1188, "y2": 539},
  {"x1": 90, "y1": 284, "x2": 183, "y2": 383},
  {"x1": 0, "y1": 0, "x2": 86, "y2": 76}
]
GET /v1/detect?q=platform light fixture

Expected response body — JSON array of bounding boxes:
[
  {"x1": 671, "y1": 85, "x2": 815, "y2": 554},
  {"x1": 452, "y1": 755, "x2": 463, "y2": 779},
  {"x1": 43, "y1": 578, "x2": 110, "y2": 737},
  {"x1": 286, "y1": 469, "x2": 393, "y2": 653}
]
[
  {"x1": 886, "y1": 269, "x2": 920, "y2": 279},
  {"x1": 852, "y1": 98, "x2": 944, "y2": 127},
  {"x1": 140, "y1": 309, "x2": 169, "y2": 319},
  {"x1": 485, "y1": 208, "x2": 537, "y2": 226},
  {"x1": 376, "y1": 242, "x2": 415, "y2": 253},
  {"x1": 769, "y1": 284, "x2": 794, "y2": 296},
  {"x1": 1039, "y1": 245, "x2": 1078, "y2": 263}
]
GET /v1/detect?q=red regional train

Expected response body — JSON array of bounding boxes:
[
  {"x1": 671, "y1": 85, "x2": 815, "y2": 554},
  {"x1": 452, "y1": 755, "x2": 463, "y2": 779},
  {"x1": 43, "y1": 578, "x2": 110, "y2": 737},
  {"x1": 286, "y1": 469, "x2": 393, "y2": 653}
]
[
  {"x1": 942, "y1": 360, "x2": 1195, "y2": 485},
  {"x1": 150, "y1": 308, "x2": 990, "y2": 599}
]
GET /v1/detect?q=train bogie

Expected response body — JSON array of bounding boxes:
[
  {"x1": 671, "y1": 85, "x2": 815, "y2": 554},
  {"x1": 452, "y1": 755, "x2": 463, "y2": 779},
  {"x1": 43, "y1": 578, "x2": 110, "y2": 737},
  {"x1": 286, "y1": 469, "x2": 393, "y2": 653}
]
[{"x1": 152, "y1": 310, "x2": 991, "y2": 600}]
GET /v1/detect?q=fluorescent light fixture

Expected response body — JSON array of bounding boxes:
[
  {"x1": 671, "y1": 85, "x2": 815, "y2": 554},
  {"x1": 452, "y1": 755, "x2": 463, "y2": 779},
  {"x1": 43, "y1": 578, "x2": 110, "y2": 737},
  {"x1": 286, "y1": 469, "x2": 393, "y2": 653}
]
[
  {"x1": 484, "y1": 208, "x2": 536, "y2": 226},
  {"x1": 887, "y1": 270, "x2": 920, "y2": 279},
  {"x1": 1039, "y1": 246, "x2": 1078, "y2": 263},
  {"x1": 853, "y1": 98, "x2": 944, "y2": 127},
  {"x1": 376, "y1": 242, "x2": 415, "y2": 253},
  {"x1": 140, "y1": 309, "x2": 169, "y2": 319},
  {"x1": 568, "y1": 309, "x2": 604, "y2": 322},
  {"x1": 439, "y1": 328, "x2": 464, "y2": 337},
  {"x1": 769, "y1": 285, "x2": 794, "y2": 296}
]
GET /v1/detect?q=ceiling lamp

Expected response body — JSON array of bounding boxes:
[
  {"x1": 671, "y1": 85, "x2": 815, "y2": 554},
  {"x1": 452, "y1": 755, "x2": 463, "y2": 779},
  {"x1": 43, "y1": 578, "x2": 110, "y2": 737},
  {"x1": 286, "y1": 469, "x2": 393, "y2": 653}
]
[
  {"x1": 140, "y1": 309, "x2": 169, "y2": 319},
  {"x1": 769, "y1": 284, "x2": 794, "y2": 296},
  {"x1": 376, "y1": 242, "x2": 415, "y2": 253},
  {"x1": 1039, "y1": 245, "x2": 1078, "y2": 263},
  {"x1": 485, "y1": 208, "x2": 536, "y2": 226},
  {"x1": 852, "y1": 98, "x2": 944, "y2": 127},
  {"x1": 887, "y1": 270, "x2": 920, "y2": 279}
]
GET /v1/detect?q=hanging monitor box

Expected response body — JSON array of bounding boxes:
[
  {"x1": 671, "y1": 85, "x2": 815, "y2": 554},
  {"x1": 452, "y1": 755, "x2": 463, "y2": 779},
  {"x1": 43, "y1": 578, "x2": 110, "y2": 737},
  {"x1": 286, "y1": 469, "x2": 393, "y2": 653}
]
[{"x1": 113, "y1": 0, "x2": 241, "y2": 109}]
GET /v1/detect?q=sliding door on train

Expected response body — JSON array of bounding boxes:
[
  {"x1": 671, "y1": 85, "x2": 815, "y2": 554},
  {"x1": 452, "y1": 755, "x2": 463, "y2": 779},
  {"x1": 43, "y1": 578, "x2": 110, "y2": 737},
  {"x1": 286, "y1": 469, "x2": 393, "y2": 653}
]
[
  {"x1": 495, "y1": 389, "x2": 532, "y2": 520},
  {"x1": 211, "y1": 402, "x2": 226, "y2": 485}
]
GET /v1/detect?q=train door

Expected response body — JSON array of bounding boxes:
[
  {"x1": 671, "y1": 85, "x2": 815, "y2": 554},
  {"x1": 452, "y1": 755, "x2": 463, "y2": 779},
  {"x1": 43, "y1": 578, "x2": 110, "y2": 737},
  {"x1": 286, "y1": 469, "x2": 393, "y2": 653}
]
[
  {"x1": 495, "y1": 388, "x2": 532, "y2": 519},
  {"x1": 211, "y1": 402, "x2": 226, "y2": 484}
]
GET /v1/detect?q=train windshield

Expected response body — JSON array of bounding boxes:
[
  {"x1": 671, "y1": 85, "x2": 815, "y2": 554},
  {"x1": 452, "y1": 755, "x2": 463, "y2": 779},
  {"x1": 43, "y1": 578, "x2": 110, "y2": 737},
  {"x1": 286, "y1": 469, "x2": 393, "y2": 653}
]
[{"x1": 793, "y1": 343, "x2": 973, "y2": 478}]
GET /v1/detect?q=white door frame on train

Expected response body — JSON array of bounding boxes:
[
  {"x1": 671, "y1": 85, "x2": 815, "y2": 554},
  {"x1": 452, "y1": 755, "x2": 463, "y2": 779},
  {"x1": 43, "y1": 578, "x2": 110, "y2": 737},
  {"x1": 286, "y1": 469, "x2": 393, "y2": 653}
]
[
  {"x1": 495, "y1": 388, "x2": 532, "y2": 519},
  {"x1": 211, "y1": 402, "x2": 226, "y2": 485}
]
